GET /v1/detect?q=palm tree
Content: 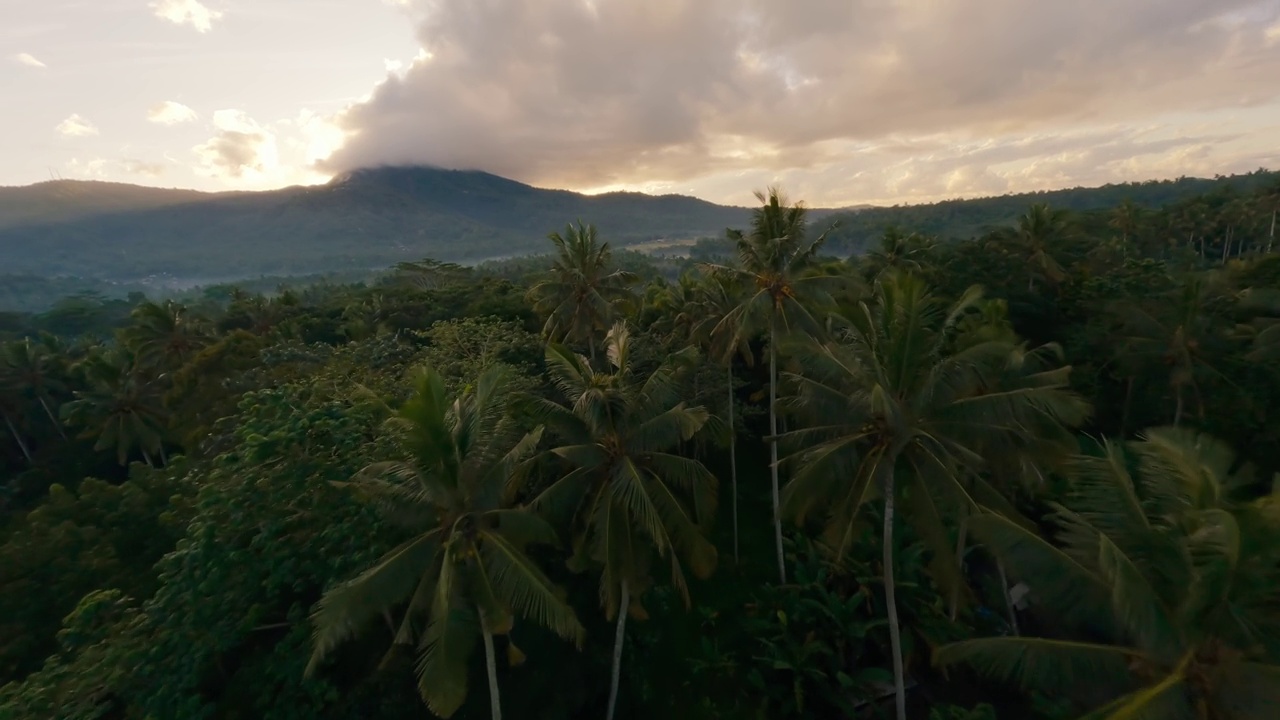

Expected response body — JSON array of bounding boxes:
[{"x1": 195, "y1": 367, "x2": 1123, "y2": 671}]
[
  {"x1": 685, "y1": 272, "x2": 753, "y2": 563},
  {"x1": 120, "y1": 300, "x2": 211, "y2": 371},
  {"x1": 1110, "y1": 276, "x2": 1228, "y2": 427},
  {"x1": 306, "y1": 366, "x2": 583, "y2": 720},
  {"x1": 528, "y1": 323, "x2": 718, "y2": 720},
  {"x1": 780, "y1": 272, "x2": 1088, "y2": 720},
  {"x1": 61, "y1": 348, "x2": 167, "y2": 466},
  {"x1": 0, "y1": 336, "x2": 68, "y2": 438},
  {"x1": 995, "y1": 204, "x2": 1072, "y2": 292},
  {"x1": 935, "y1": 428, "x2": 1280, "y2": 719},
  {"x1": 703, "y1": 187, "x2": 837, "y2": 583},
  {"x1": 527, "y1": 222, "x2": 638, "y2": 364},
  {"x1": 1109, "y1": 199, "x2": 1144, "y2": 258},
  {"x1": 862, "y1": 226, "x2": 936, "y2": 280}
]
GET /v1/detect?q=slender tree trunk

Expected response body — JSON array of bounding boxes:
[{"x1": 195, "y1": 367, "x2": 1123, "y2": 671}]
[
  {"x1": 605, "y1": 580, "x2": 630, "y2": 720},
  {"x1": 1120, "y1": 375, "x2": 1135, "y2": 438},
  {"x1": 727, "y1": 363, "x2": 739, "y2": 565},
  {"x1": 3, "y1": 412, "x2": 32, "y2": 463},
  {"x1": 141, "y1": 449, "x2": 154, "y2": 468},
  {"x1": 38, "y1": 397, "x2": 66, "y2": 439},
  {"x1": 482, "y1": 619, "x2": 503, "y2": 720},
  {"x1": 1174, "y1": 385, "x2": 1184, "y2": 428},
  {"x1": 883, "y1": 471, "x2": 907, "y2": 720},
  {"x1": 159, "y1": 444, "x2": 169, "y2": 468},
  {"x1": 949, "y1": 515, "x2": 968, "y2": 621},
  {"x1": 997, "y1": 560, "x2": 1020, "y2": 636},
  {"x1": 1268, "y1": 210, "x2": 1276, "y2": 254},
  {"x1": 588, "y1": 335, "x2": 598, "y2": 367},
  {"x1": 768, "y1": 316, "x2": 786, "y2": 585}
]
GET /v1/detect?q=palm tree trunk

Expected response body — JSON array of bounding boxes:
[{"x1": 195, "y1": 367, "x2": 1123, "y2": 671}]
[
  {"x1": 159, "y1": 444, "x2": 169, "y2": 468},
  {"x1": 605, "y1": 579, "x2": 630, "y2": 720},
  {"x1": 1120, "y1": 375, "x2": 1135, "y2": 437},
  {"x1": 482, "y1": 619, "x2": 503, "y2": 720},
  {"x1": 1268, "y1": 210, "x2": 1276, "y2": 254},
  {"x1": 38, "y1": 397, "x2": 66, "y2": 439},
  {"x1": 949, "y1": 515, "x2": 968, "y2": 621},
  {"x1": 727, "y1": 363, "x2": 739, "y2": 565},
  {"x1": 997, "y1": 560, "x2": 1019, "y2": 636},
  {"x1": 588, "y1": 336, "x2": 597, "y2": 367},
  {"x1": 768, "y1": 316, "x2": 786, "y2": 585},
  {"x1": 882, "y1": 471, "x2": 907, "y2": 720},
  {"x1": 3, "y1": 412, "x2": 32, "y2": 463}
]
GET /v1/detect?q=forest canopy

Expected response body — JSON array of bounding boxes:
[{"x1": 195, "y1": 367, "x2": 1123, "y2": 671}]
[{"x1": 2, "y1": 170, "x2": 1280, "y2": 720}]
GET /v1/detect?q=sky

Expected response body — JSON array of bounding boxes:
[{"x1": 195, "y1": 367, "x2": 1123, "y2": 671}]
[{"x1": 5, "y1": 0, "x2": 1280, "y2": 207}]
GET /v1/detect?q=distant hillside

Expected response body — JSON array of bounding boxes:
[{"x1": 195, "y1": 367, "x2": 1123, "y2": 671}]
[
  {"x1": 3, "y1": 166, "x2": 1277, "y2": 291},
  {"x1": 818, "y1": 170, "x2": 1280, "y2": 255},
  {"x1": 0, "y1": 167, "x2": 750, "y2": 282}
]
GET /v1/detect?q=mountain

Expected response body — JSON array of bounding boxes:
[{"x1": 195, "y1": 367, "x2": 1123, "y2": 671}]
[
  {"x1": 0, "y1": 167, "x2": 750, "y2": 283},
  {"x1": 4, "y1": 165, "x2": 1276, "y2": 291}
]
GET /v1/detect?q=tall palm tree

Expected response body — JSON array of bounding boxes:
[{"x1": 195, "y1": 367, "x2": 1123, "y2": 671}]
[
  {"x1": 1109, "y1": 199, "x2": 1144, "y2": 257},
  {"x1": 703, "y1": 187, "x2": 837, "y2": 583},
  {"x1": 862, "y1": 226, "x2": 936, "y2": 280},
  {"x1": 995, "y1": 204, "x2": 1072, "y2": 292},
  {"x1": 781, "y1": 272, "x2": 1088, "y2": 720},
  {"x1": 935, "y1": 428, "x2": 1280, "y2": 719},
  {"x1": 527, "y1": 222, "x2": 639, "y2": 364},
  {"x1": 1111, "y1": 276, "x2": 1228, "y2": 427},
  {"x1": 528, "y1": 323, "x2": 718, "y2": 720},
  {"x1": 306, "y1": 366, "x2": 583, "y2": 720},
  {"x1": 120, "y1": 299, "x2": 211, "y2": 372},
  {"x1": 0, "y1": 336, "x2": 68, "y2": 438},
  {"x1": 684, "y1": 272, "x2": 753, "y2": 563},
  {"x1": 61, "y1": 348, "x2": 167, "y2": 466}
]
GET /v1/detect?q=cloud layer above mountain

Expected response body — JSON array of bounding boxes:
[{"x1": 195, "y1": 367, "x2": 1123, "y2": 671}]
[{"x1": 322, "y1": 0, "x2": 1280, "y2": 205}]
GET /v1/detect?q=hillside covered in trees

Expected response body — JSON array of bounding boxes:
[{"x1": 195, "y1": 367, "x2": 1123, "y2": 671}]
[
  {"x1": 4, "y1": 168, "x2": 1277, "y2": 314},
  {"x1": 2, "y1": 172, "x2": 1280, "y2": 720}
]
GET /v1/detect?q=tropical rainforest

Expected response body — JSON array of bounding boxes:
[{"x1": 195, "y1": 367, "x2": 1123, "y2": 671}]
[{"x1": 2, "y1": 170, "x2": 1280, "y2": 720}]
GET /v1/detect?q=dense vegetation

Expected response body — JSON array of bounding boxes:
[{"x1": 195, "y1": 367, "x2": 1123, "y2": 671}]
[{"x1": 2, "y1": 172, "x2": 1280, "y2": 719}]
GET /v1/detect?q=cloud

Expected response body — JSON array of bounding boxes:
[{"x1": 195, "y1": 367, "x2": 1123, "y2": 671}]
[
  {"x1": 56, "y1": 114, "x2": 99, "y2": 137},
  {"x1": 14, "y1": 53, "x2": 45, "y2": 68},
  {"x1": 67, "y1": 158, "x2": 168, "y2": 179},
  {"x1": 150, "y1": 0, "x2": 223, "y2": 33},
  {"x1": 148, "y1": 101, "x2": 199, "y2": 125},
  {"x1": 193, "y1": 109, "x2": 278, "y2": 180},
  {"x1": 121, "y1": 159, "x2": 168, "y2": 177},
  {"x1": 322, "y1": 0, "x2": 1280, "y2": 204}
]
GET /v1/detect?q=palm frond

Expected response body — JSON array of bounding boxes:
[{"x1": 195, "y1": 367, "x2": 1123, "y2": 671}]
[
  {"x1": 480, "y1": 529, "x2": 585, "y2": 645},
  {"x1": 933, "y1": 637, "x2": 1143, "y2": 698},
  {"x1": 307, "y1": 531, "x2": 443, "y2": 675}
]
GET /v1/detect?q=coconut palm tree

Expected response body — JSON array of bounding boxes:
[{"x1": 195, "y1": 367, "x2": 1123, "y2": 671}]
[
  {"x1": 1110, "y1": 276, "x2": 1230, "y2": 427},
  {"x1": 994, "y1": 204, "x2": 1073, "y2": 292},
  {"x1": 862, "y1": 226, "x2": 936, "y2": 280},
  {"x1": 678, "y1": 272, "x2": 753, "y2": 563},
  {"x1": 527, "y1": 222, "x2": 639, "y2": 364},
  {"x1": 61, "y1": 348, "x2": 167, "y2": 466},
  {"x1": 935, "y1": 428, "x2": 1280, "y2": 719},
  {"x1": 703, "y1": 187, "x2": 837, "y2": 583},
  {"x1": 0, "y1": 336, "x2": 68, "y2": 438},
  {"x1": 120, "y1": 300, "x2": 211, "y2": 372},
  {"x1": 528, "y1": 323, "x2": 718, "y2": 720},
  {"x1": 306, "y1": 366, "x2": 583, "y2": 720},
  {"x1": 780, "y1": 272, "x2": 1088, "y2": 720}
]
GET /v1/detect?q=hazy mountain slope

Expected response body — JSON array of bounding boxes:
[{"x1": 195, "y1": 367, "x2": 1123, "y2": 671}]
[
  {"x1": 0, "y1": 181, "x2": 215, "y2": 232},
  {"x1": 0, "y1": 167, "x2": 750, "y2": 281},
  {"x1": 819, "y1": 170, "x2": 1280, "y2": 255}
]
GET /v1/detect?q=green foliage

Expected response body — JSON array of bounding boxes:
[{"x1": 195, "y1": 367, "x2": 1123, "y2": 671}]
[{"x1": 3, "y1": 170, "x2": 1280, "y2": 720}]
